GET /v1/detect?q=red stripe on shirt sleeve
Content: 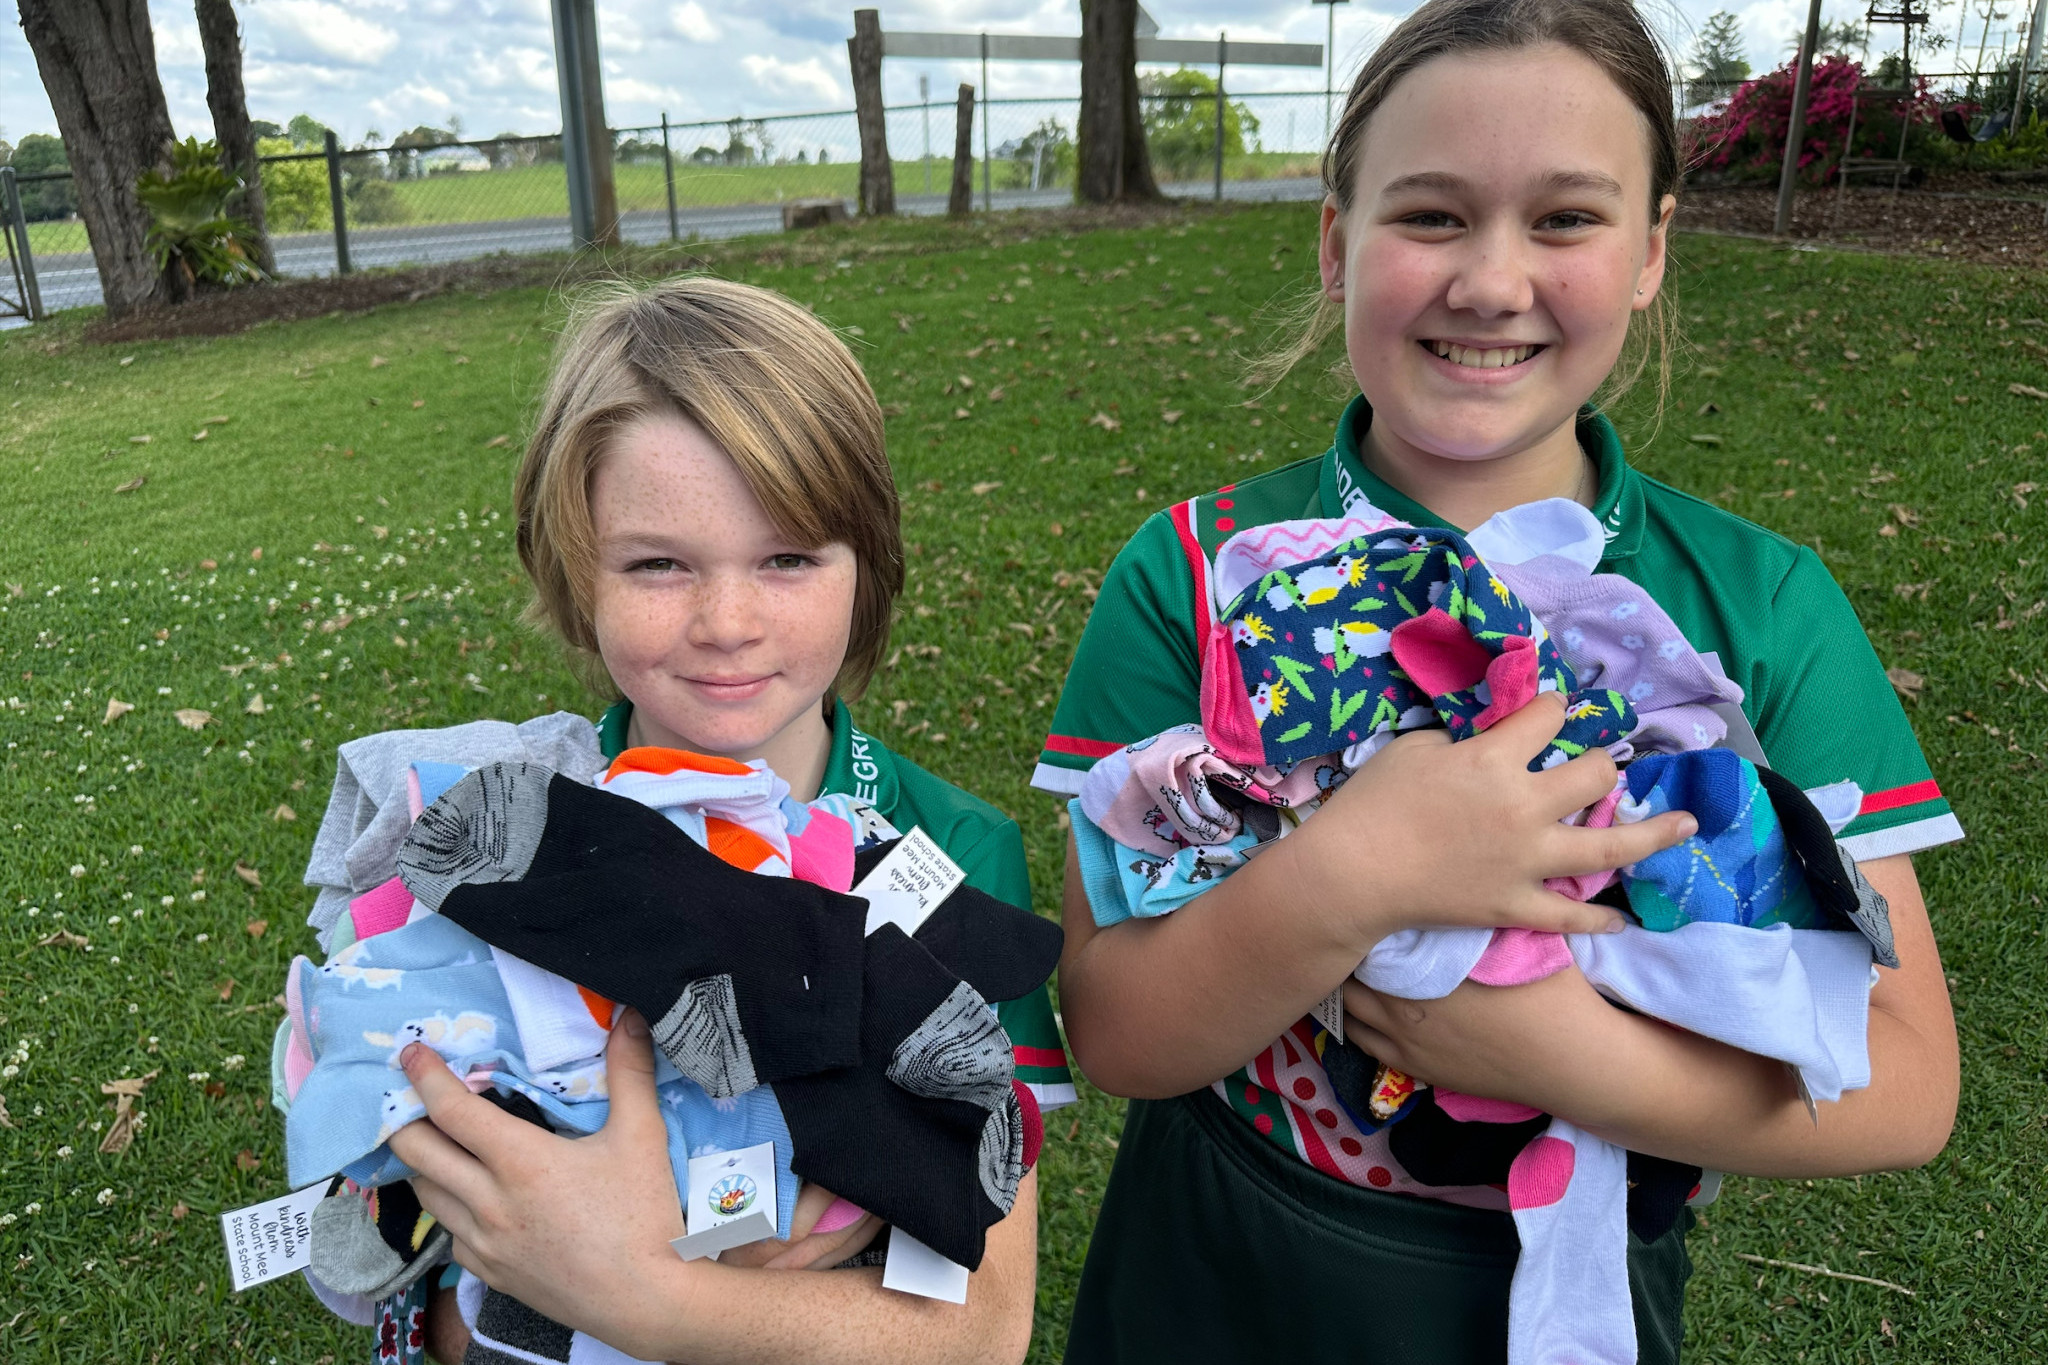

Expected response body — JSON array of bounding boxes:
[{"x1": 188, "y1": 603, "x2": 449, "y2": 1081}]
[
  {"x1": 1169, "y1": 498, "x2": 1216, "y2": 628},
  {"x1": 1859, "y1": 779, "x2": 1944, "y2": 816},
  {"x1": 1043, "y1": 733, "x2": 1123, "y2": 759},
  {"x1": 1013, "y1": 1044, "x2": 1069, "y2": 1068}
]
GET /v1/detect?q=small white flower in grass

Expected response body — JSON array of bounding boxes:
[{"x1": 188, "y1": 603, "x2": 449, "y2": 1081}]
[
  {"x1": 190, "y1": 890, "x2": 205, "y2": 903},
  {"x1": 187, "y1": 1072, "x2": 210, "y2": 1083},
  {"x1": 222, "y1": 1054, "x2": 246, "y2": 1071},
  {"x1": 70, "y1": 865, "x2": 85, "y2": 878},
  {"x1": 0, "y1": 1214, "x2": 12, "y2": 1226},
  {"x1": 127, "y1": 1003, "x2": 138, "y2": 1014},
  {"x1": 194, "y1": 933, "x2": 208, "y2": 943},
  {"x1": 156, "y1": 687, "x2": 172, "y2": 696},
  {"x1": 22, "y1": 1203, "x2": 39, "y2": 1215},
  {"x1": 129, "y1": 845, "x2": 142, "y2": 856},
  {"x1": 160, "y1": 896, "x2": 173, "y2": 908},
  {"x1": 56, "y1": 1146, "x2": 72, "y2": 1158},
  {"x1": 96, "y1": 1189, "x2": 113, "y2": 1206},
  {"x1": 2, "y1": 1066, "x2": 16, "y2": 1079}
]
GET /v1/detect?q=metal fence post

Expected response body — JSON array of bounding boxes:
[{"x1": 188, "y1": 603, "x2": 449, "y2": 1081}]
[
  {"x1": 324, "y1": 130, "x2": 353, "y2": 275},
  {"x1": 1, "y1": 167, "x2": 45, "y2": 321},
  {"x1": 662, "y1": 112, "x2": 679, "y2": 241},
  {"x1": 1214, "y1": 33, "x2": 1228, "y2": 203},
  {"x1": 981, "y1": 33, "x2": 993, "y2": 212}
]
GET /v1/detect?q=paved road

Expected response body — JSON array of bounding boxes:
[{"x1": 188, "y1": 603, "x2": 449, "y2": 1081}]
[{"x1": 8, "y1": 178, "x2": 1320, "y2": 323}]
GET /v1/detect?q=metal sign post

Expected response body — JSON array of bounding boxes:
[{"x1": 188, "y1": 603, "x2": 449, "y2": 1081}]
[{"x1": 1312, "y1": 0, "x2": 1349, "y2": 145}]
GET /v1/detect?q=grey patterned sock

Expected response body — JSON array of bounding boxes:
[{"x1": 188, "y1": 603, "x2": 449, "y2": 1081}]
[
  {"x1": 886, "y1": 980, "x2": 1014, "y2": 1113},
  {"x1": 308, "y1": 1188, "x2": 450, "y2": 1299},
  {"x1": 396, "y1": 761, "x2": 552, "y2": 912},
  {"x1": 1837, "y1": 846, "x2": 1899, "y2": 969},
  {"x1": 652, "y1": 972, "x2": 759, "y2": 1099}
]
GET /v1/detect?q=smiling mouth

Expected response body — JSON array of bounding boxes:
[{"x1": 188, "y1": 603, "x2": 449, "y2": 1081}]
[{"x1": 1423, "y1": 340, "x2": 1545, "y2": 370}]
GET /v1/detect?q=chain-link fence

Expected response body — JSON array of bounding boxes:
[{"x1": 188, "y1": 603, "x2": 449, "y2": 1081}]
[{"x1": 3, "y1": 93, "x2": 1345, "y2": 320}]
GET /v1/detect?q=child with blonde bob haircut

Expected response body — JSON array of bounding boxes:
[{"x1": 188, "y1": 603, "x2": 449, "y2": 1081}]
[
  {"x1": 1038, "y1": 1, "x2": 1960, "y2": 1361},
  {"x1": 380, "y1": 275, "x2": 1070, "y2": 1363}
]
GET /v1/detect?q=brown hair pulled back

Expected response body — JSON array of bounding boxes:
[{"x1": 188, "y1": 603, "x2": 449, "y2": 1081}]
[{"x1": 1259, "y1": 0, "x2": 1682, "y2": 408}]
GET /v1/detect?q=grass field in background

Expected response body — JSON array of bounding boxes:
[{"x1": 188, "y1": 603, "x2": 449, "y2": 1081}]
[
  {"x1": 1, "y1": 204, "x2": 2043, "y2": 1362},
  {"x1": 17, "y1": 151, "x2": 1325, "y2": 260}
]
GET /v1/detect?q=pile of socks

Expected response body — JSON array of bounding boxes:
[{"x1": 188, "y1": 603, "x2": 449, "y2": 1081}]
[
  {"x1": 1069, "y1": 495, "x2": 1900, "y2": 1365},
  {"x1": 281, "y1": 734, "x2": 1059, "y2": 1363}
]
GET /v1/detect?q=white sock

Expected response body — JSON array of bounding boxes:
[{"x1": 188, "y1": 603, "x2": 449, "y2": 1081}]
[{"x1": 1506, "y1": 1118, "x2": 1635, "y2": 1365}]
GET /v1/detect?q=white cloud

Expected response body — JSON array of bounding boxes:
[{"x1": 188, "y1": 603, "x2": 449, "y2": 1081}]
[
  {"x1": 256, "y1": 1, "x2": 401, "y2": 66},
  {"x1": 740, "y1": 54, "x2": 842, "y2": 104},
  {"x1": 670, "y1": 2, "x2": 721, "y2": 43},
  {"x1": 150, "y1": 11, "x2": 205, "y2": 66},
  {"x1": 472, "y1": 46, "x2": 556, "y2": 94}
]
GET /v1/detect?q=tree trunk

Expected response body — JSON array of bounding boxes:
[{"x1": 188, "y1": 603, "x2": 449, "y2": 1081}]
[
  {"x1": 848, "y1": 8, "x2": 894, "y2": 216},
  {"x1": 195, "y1": 0, "x2": 273, "y2": 275},
  {"x1": 1077, "y1": 0, "x2": 1161, "y2": 203},
  {"x1": 948, "y1": 85, "x2": 975, "y2": 218},
  {"x1": 18, "y1": 0, "x2": 178, "y2": 317}
]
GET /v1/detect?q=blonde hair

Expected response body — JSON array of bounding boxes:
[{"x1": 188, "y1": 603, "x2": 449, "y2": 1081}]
[
  {"x1": 1255, "y1": 0, "x2": 1680, "y2": 414},
  {"x1": 515, "y1": 275, "x2": 903, "y2": 701}
]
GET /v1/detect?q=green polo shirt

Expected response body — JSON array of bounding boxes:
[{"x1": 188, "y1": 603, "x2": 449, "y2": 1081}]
[
  {"x1": 1036, "y1": 395, "x2": 1959, "y2": 863},
  {"x1": 601, "y1": 698, "x2": 1075, "y2": 1109}
]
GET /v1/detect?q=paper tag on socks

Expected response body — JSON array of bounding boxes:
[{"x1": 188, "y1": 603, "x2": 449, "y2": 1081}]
[
  {"x1": 882, "y1": 1228, "x2": 971, "y2": 1303},
  {"x1": 1312, "y1": 987, "x2": 1346, "y2": 1044},
  {"x1": 671, "y1": 1141, "x2": 779, "y2": 1261},
  {"x1": 854, "y1": 828, "x2": 967, "y2": 937},
  {"x1": 220, "y1": 1181, "x2": 329, "y2": 1291}
]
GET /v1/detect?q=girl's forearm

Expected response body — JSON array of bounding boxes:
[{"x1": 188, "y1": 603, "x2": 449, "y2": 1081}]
[
  {"x1": 631, "y1": 1174, "x2": 1038, "y2": 1365},
  {"x1": 1058, "y1": 832, "x2": 1379, "y2": 1098},
  {"x1": 1557, "y1": 1003, "x2": 1956, "y2": 1178}
]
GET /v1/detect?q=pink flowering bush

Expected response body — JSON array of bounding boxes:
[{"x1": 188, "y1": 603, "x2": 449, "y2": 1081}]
[{"x1": 1691, "y1": 56, "x2": 1945, "y2": 184}]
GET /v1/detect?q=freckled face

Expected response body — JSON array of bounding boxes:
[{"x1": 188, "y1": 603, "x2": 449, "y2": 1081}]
[
  {"x1": 1318, "y1": 43, "x2": 1675, "y2": 463},
  {"x1": 589, "y1": 412, "x2": 856, "y2": 772}
]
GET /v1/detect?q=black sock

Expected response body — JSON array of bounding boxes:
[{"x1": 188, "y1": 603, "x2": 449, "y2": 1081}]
[
  {"x1": 1755, "y1": 765, "x2": 1899, "y2": 967},
  {"x1": 1386, "y1": 1090, "x2": 1551, "y2": 1187},
  {"x1": 1624, "y1": 1150, "x2": 1702, "y2": 1243},
  {"x1": 851, "y1": 837, "x2": 1065, "y2": 1003},
  {"x1": 775, "y1": 923, "x2": 1025, "y2": 1269},
  {"x1": 399, "y1": 762, "x2": 870, "y2": 1097}
]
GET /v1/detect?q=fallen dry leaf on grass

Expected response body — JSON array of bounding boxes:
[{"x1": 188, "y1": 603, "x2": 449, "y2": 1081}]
[
  {"x1": 1161, "y1": 410, "x2": 1183, "y2": 425},
  {"x1": 272, "y1": 803, "x2": 297, "y2": 822},
  {"x1": 128, "y1": 434, "x2": 151, "y2": 444},
  {"x1": 246, "y1": 919, "x2": 268, "y2": 938},
  {"x1": 1088, "y1": 411, "x2": 1122, "y2": 432},
  {"x1": 0, "y1": 1093, "x2": 12, "y2": 1129},
  {"x1": 369, "y1": 355, "x2": 389, "y2": 368},
  {"x1": 484, "y1": 434, "x2": 510, "y2": 448},
  {"x1": 1687, "y1": 434, "x2": 1724, "y2": 446},
  {"x1": 190, "y1": 429, "x2": 209, "y2": 442},
  {"x1": 234, "y1": 1149, "x2": 261, "y2": 1173},
  {"x1": 234, "y1": 862, "x2": 262, "y2": 889},
  {"x1": 103, "y1": 698, "x2": 134, "y2": 724},
  {"x1": 37, "y1": 929, "x2": 89, "y2": 949},
  {"x1": 2010, "y1": 383, "x2": 2048, "y2": 400},
  {"x1": 1886, "y1": 667, "x2": 1925, "y2": 701},
  {"x1": 173, "y1": 709, "x2": 212, "y2": 730},
  {"x1": 98, "y1": 1071, "x2": 159, "y2": 1156},
  {"x1": 971, "y1": 481, "x2": 1003, "y2": 495},
  {"x1": 216, "y1": 979, "x2": 235, "y2": 1003},
  {"x1": 245, "y1": 693, "x2": 267, "y2": 715},
  {"x1": 114, "y1": 476, "x2": 147, "y2": 494},
  {"x1": 201, "y1": 415, "x2": 230, "y2": 425},
  {"x1": 171, "y1": 1201, "x2": 189, "y2": 1220}
]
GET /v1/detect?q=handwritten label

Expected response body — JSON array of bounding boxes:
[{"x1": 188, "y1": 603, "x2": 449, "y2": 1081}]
[
  {"x1": 220, "y1": 1181, "x2": 328, "y2": 1292},
  {"x1": 671, "y1": 1141, "x2": 778, "y2": 1262},
  {"x1": 853, "y1": 827, "x2": 967, "y2": 938},
  {"x1": 1312, "y1": 987, "x2": 1346, "y2": 1044}
]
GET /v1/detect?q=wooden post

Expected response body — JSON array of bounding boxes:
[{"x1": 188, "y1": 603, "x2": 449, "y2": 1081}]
[
  {"x1": 1772, "y1": 0, "x2": 1824, "y2": 235},
  {"x1": 662, "y1": 112, "x2": 679, "y2": 241},
  {"x1": 848, "y1": 8, "x2": 894, "y2": 216},
  {"x1": 948, "y1": 83, "x2": 976, "y2": 217},
  {"x1": 324, "y1": 129, "x2": 351, "y2": 275}
]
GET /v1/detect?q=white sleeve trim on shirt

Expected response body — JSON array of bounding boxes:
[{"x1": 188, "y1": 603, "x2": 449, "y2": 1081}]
[
  {"x1": 1030, "y1": 760, "x2": 1088, "y2": 798},
  {"x1": 1025, "y1": 1080, "x2": 1080, "y2": 1111},
  {"x1": 1840, "y1": 812, "x2": 1964, "y2": 864}
]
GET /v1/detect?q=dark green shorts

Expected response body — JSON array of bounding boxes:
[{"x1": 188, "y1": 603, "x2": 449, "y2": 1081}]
[{"x1": 1063, "y1": 1091, "x2": 1692, "y2": 1364}]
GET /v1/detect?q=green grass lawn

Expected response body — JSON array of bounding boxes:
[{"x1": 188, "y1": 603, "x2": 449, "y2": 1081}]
[{"x1": 1, "y1": 204, "x2": 2044, "y2": 1363}]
